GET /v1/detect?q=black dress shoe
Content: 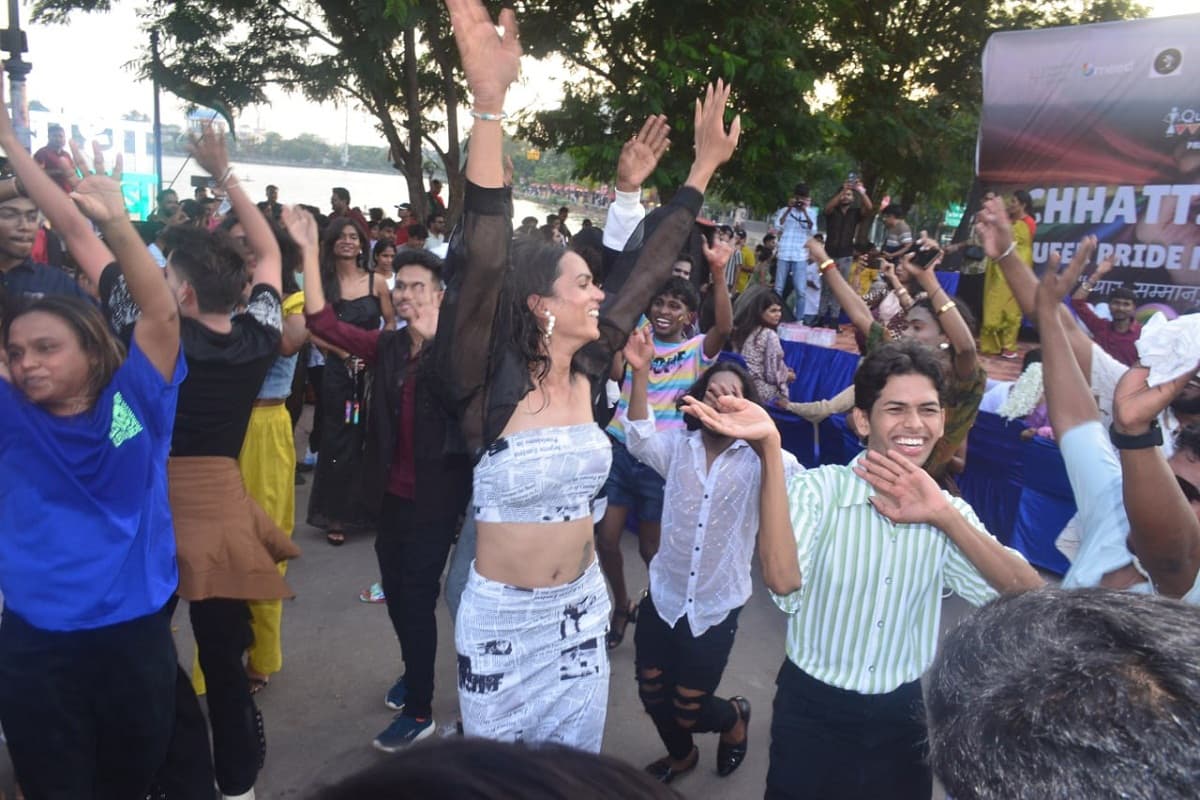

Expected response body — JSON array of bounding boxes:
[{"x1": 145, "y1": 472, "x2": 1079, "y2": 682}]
[
  {"x1": 717, "y1": 696, "x2": 751, "y2": 777},
  {"x1": 645, "y1": 746, "x2": 699, "y2": 784}
]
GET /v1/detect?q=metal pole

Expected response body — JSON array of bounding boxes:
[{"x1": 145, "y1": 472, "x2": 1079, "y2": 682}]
[
  {"x1": 2, "y1": 0, "x2": 32, "y2": 151},
  {"x1": 151, "y1": 29, "x2": 163, "y2": 193}
]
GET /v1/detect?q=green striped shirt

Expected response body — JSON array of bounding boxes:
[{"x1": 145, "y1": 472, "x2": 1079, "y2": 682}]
[{"x1": 771, "y1": 455, "x2": 1024, "y2": 694}]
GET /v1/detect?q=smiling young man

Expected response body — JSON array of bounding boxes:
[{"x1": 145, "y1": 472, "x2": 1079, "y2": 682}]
[
  {"x1": 304, "y1": 243, "x2": 471, "y2": 751},
  {"x1": 720, "y1": 340, "x2": 1042, "y2": 800}
]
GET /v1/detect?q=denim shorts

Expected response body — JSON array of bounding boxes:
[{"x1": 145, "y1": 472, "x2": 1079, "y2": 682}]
[{"x1": 603, "y1": 438, "x2": 665, "y2": 523}]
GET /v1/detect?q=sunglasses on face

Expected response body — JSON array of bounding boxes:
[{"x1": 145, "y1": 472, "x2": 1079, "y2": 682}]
[{"x1": 1177, "y1": 474, "x2": 1200, "y2": 504}]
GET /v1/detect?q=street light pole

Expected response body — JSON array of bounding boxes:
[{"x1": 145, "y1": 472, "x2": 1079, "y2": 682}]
[
  {"x1": 1, "y1": 0, "x2": 32, "y2": 151},
  {"x1": 151, "y1": 28, "x2": 163, "y2": 193}
]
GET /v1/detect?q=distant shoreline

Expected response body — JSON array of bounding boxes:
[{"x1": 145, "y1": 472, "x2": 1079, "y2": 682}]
[{"x1": 165, "y1": 151, "x2": 402, "y2": 177}]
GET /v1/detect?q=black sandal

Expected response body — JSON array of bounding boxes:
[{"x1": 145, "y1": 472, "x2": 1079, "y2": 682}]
[
  {"x1": 717, "y1": 696, "x2": 751, "y2": 777},
  {"x1": 606, "y1": 600, "x2": 638, "y2": 650},
  {"x1": 645, "y1": 746, "x2": 699, "y2": 784},
  {"x1": 326, "y1": 530, "x2": 346, "y2": 546}
]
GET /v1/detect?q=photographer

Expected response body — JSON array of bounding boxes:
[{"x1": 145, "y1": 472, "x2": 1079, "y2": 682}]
[{"x1": 772, "y1": 183, "x2": 818, "y2": 320}]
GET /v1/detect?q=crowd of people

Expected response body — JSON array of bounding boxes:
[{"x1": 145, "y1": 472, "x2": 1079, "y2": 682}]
[{"x1": 3, "y1": 1, "x2": 1200, "y2": 799}]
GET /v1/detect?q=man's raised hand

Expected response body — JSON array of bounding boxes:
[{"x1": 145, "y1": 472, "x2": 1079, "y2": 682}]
[
  {"x1": 692, "y1": 80, "x2": 741, "y2": 173},
  {"x1": 974, "y1": 196, "x2": 1015, "y2": 262},
  {"x1": 622, "y1": 326, "x2": 655, "y2": 373},
  {"x1": 616, "y1": 114, "x2": 670, "y2": 193},
  {"x1": 680, "y1": 395, "x2": 778, "y2": 449},
  {"x1": 1036, "y1": 236, "x2": 1094, "y2": 313},
  {"x1": 854, "y1": 449, "x2": 951, "y2": 526}
]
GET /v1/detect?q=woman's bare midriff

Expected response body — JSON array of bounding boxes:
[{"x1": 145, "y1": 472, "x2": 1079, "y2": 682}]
[{"x1": 475, "y1": 518, "x2": 596, "y2": 588}]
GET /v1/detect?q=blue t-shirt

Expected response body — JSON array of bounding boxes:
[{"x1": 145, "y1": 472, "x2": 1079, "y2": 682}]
[{"x1": 0, "y1": 339, "x2": 186, "y2": 631}]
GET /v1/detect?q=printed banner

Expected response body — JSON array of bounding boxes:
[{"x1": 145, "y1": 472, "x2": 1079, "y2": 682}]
[{"x1": 978, "y1": 13, "x2": 1200, "y2": 313}]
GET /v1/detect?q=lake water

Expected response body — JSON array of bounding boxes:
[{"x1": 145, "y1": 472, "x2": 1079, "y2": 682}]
[{"x1": 161, "y1": 155, "x2": 554, "y2": 224}]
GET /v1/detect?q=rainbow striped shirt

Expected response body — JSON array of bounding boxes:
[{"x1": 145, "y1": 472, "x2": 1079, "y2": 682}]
[{"x1": 606, "y1": 333, "x2": 715, "y2": 444}]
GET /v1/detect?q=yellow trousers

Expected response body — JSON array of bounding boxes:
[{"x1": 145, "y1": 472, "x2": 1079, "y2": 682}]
[
  {"x1": 193, "y1": 404, "x2": 296, "y2": 695},
  {"x1": 980, "y1": 260, "x2": 1022, "y2": 354}
]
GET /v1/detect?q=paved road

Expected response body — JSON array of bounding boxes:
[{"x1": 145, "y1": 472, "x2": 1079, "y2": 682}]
[{"x1": 0, "y1": 420, "x2": 966, "y2": 799}]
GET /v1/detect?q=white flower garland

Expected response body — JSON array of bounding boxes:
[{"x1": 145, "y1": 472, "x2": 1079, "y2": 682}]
[{"x1": 998, "y1": 362, "x2": 1044, "y2": 421}]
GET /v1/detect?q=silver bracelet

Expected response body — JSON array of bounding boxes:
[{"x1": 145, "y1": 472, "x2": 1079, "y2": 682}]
[
  {"x1": 999, "y1": 241, "x2": 1017, "y2": 260},
  {"x1": 470, "y1": 109, "x2": 508, "y2": 121}
]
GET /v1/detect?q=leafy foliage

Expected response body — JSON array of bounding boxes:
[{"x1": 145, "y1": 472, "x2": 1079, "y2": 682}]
[
  {"x1": 515, "y1": 0, "x2": 826, "y2": 212},
  {"x1": 33, "y1": 0, "x2": 1152, "y2": 221},
  {"x1": 32, "y1": 0, "x2": 465, "y2": 221}
]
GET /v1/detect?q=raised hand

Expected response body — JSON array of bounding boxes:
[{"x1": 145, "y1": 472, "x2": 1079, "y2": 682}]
[
  {"x1": 616, "y1": 114, "x2": 670, "y2": 192},
  {"x1": 1113, "y1": 364, "x2": 1198, "y2": 436},
  {"x1": 691, "y1": 80, "x2": 741, "y2": 174},
  {"x1": 974, "y1": 196, "x2": 1014, "y2": 261},
  {"x1": 805, "y1": 236, "x2": 829, "y2": 266},
  {"x1": 281, "y1": 204, "x2": 319, "y2": 251},
  {"x1": 915, "y1": 229, "x2": 940, "y2": 255},
  {"x1": 853, "y1": 449, "x2": 951, "y2": 525},
  {"x1": 622, "y1": 326, "x2": 655, "y2": 373},
  {"x1": 444, "y1": 0, "x2": 521, "y2": 112},
  {"x1": 680, "y1": 394, "x2": 778, "y2": 447},
  {"x1": 702, "y1": 236, "x2": 734, "y2": 282},
  {"x1": 1094, "y1": 254, "x2": 1115, "y2": 280},
  {"x1": 70, "y1": 175, "x2": 128, "y2": 224},
  {"x1": 1036, "y1": 237, "x2": 1093, "y2": 312},
  {"x1": 188, "y1": 122, "x2": 231, "y2": 181}
]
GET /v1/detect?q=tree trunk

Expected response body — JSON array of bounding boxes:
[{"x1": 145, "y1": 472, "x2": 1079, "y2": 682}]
[
  {"x1": 402, "y1": 24, "x2": 428, "y2": 222},
  {"x1": 424, "y1": 14, "x2": 464, "y2": 226}
]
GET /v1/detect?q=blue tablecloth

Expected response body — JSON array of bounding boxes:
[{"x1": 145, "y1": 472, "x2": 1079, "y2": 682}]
[
  {"x1": 936, "y1": 271, "x2": 960, "y2": 297},
  {"x1": 1009, "y1": 436, "x2": 1075, "y2": 574},
  {"x1": 781, "y1": 340, "x2": 859, "y2": 403},
  {"x1": 957, "y1": 412, "x2": 1026, "y2": 547}
]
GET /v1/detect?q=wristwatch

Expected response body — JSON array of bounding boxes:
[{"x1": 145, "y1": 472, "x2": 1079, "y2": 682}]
[{"x1": 1109, "y1": 420, "x2": 1163, "y2": 450}]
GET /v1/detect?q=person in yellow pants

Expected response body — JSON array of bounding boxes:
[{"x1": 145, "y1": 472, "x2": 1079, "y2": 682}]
[
  {"x1": 981, "y1": 191, "x2": 1035, "y2": 358},
  {"x1": 194, "y1": 255, "x2": 308, "y2": 696}
]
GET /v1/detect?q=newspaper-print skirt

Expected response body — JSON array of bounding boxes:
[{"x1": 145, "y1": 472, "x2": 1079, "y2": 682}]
[{"x1": 455, "y1": 558, "x2": 611, "y2": 753}]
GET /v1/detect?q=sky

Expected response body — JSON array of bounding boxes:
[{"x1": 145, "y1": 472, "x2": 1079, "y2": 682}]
[{"x1": 9, "y1": 0, "x2": 1198, "y2": 149}]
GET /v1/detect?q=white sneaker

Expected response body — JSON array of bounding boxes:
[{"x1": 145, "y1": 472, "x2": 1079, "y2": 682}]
[{"x1": 222, "y1": 790, "x2": 255, "y2": 800}]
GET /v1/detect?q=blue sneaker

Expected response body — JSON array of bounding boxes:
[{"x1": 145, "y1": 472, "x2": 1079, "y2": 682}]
[
  {"x1": 385, "y1": 676, "x2": 407, "y2": 711},
  {"x1": 372, "y1": 714, "x2": 435, "y2": 752}
]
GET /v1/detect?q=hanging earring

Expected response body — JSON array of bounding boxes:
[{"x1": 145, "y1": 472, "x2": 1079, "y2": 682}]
[
  {"x1": 544, "y1": 309, "x2": 556, "y2": 341},
  {"x1": 938, "y1": 341, "x2": 951, "y2": 350}
]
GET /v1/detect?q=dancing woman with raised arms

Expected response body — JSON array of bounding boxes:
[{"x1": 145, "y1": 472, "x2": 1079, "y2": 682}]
[{"x1": 436, "y1": 0, "x2": 740, "y2": 751}]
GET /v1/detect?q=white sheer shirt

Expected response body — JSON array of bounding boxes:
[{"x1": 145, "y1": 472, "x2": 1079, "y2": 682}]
[{"x1": 625, "y1": 409, "x2": 801, "y2": 635}]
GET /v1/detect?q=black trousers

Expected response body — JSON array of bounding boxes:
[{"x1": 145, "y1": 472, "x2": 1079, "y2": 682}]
[
  {"x1": 0, "y1": 606, "x2": 177, "y2": 800},
  {"x1": 633, "y1": 592, "x2": 741, "y2": 760},
  {"x1": 376, "y1": 492, "x2": 459, "y2": 719},
  {"x1": 157, "y1": 598, "x2": 260, "y2": 797},
  {"x1": 191, "y1": 598, "x2": 260, "y2": 796},
  {"x1": 765, "y1": 659, "x2": 930, "y2": 800}
]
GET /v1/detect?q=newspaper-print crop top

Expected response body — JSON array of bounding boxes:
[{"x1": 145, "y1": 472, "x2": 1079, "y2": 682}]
[{"x1": 473, "y1": 423, "x2": 612, "y2": 523}]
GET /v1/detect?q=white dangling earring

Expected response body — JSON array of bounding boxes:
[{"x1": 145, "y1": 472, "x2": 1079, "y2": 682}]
[
  {"x1": 544, "y1": 309, "x2": 556, "y2": 341},
  {"x1": 939, "y1": 341, "x2": 951, "y2": 350}
]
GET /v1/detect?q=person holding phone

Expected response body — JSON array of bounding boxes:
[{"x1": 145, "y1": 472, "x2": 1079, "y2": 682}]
[
  {"x1": 772, "y1": 183, "x2": 818, "y2": 320},
  {"x1": 818, "y1": 178, "x2": 874, "y2": 328}
]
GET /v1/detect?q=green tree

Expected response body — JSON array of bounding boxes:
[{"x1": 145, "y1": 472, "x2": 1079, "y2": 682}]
[
  {"x1": 515, "y1": 0, "x2": 828, "y2": 214},
  {"x1": 32, "y1": 0, "x2": 468, "y2": 222},
  {"x1": 516, "y1": 0, "x2": 1148, "y2": 217},
  {"x1": 808, "y1": 0, "x2": 1150, "y2": 211}
]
